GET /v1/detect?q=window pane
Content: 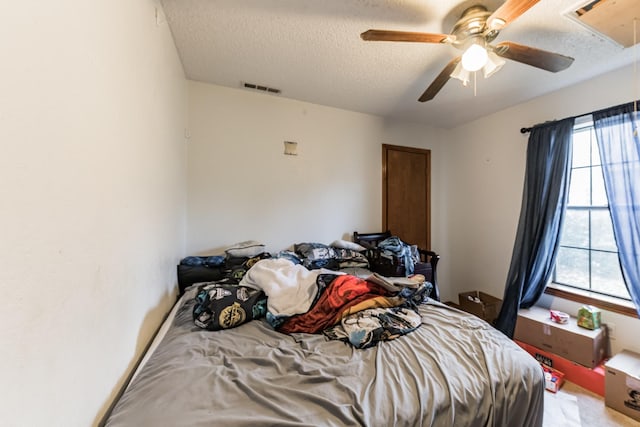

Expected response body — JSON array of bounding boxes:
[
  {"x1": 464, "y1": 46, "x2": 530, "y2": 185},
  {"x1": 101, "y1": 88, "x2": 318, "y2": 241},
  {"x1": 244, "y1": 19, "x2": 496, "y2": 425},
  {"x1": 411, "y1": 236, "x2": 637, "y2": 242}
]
[
  {"x1": 555, "y1": 247, "x2": 589, "y2": 287},
  {"x1": 591, "y1": 210, "x2": 617, "y2": 251},
  {"x1": 591, "y1": 251, "x2": 630, "y2": 299},
  {"x1": 560, "y1": 209, "x2": 589, "y2": 248},
  {"x1": 568, "y1": 168, "x2": 590, "y2": 205},
  {"x1": 592, "y1": 166, "x2": 607, "y2": 206},
  {"x1": 572, "y1": 130, "x2": 591, "y2": 168}
]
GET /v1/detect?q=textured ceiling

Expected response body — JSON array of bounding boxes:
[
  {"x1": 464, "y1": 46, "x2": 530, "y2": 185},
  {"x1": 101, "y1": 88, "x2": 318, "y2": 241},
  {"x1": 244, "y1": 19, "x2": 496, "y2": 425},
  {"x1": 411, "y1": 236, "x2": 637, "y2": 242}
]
[{"x1": 161, "y1": 0, "x2": 640, "y2": 128}]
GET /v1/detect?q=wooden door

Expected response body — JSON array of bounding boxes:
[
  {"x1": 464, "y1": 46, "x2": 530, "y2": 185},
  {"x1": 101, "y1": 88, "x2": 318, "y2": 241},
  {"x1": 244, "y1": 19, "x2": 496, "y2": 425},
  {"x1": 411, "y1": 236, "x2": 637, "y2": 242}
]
[{"x1": 383, "y1": 144, "x2": 431, "y2": 250}]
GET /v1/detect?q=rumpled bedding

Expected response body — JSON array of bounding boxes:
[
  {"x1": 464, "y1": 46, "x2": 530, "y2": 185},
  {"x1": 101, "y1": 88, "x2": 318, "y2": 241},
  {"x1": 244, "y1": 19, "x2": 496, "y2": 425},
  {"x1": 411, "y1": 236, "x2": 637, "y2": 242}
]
[
  {"x1": 237, "y1": 258, "x2": 431, "y2": 348},
  {"x1": 323, "y1": 306, "x2": 423, "y2": 349},
  {"x1": 105, "y1": 294, "x2": 545, "y2": 427},
  {"x1": 107, "y1": 240, "x2": 544, "y2": 426},
  {"x1": 278, "y1": 273, "x2": 405, "y2": 334},
  {"x1": 239, "y1": 258, "x2": 338, "y2": 317}
]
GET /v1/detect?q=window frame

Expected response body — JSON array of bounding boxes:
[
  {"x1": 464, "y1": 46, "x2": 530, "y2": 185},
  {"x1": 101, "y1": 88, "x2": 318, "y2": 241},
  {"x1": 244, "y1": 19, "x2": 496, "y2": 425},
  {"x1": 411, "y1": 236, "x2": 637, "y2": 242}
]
[
  {"x1": 544, "y1": 283, "x2": 637, "y2": 317},
  {"x1": 546, "y1": 117, "x2": 638, "y2": 318}
]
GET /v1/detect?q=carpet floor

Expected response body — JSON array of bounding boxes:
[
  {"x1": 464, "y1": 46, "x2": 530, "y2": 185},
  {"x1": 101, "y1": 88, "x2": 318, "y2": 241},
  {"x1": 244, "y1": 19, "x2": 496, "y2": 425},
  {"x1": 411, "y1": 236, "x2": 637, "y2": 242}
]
[{"x1": 543, "y1": 381, "x2": 640, "y2": 427}]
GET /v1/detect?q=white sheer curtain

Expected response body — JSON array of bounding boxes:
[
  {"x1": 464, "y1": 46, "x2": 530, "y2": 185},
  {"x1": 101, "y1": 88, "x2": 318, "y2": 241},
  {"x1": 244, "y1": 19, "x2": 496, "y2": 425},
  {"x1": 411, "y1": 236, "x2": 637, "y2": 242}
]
[{"x1": 593, "y1": 102, "x2": 640, "y2": 316}]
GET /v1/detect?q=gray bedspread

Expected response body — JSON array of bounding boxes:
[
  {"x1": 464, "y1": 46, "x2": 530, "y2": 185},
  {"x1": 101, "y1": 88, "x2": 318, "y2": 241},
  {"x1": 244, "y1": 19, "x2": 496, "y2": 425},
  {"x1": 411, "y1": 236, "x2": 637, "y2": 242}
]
[{"x1": 106, "y1": 294, "x2": 544, "y2": 427}]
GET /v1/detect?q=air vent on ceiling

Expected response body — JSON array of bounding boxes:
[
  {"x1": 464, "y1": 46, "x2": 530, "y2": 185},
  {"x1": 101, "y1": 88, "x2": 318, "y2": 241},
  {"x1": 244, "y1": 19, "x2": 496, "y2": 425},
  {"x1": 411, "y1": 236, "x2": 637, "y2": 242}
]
[
  {"x1": 242, "y1": 82, "x2": 281, "y2": 95},
  {"x1": 566, "y1": 0, "x2": 639, "y2": 48}
]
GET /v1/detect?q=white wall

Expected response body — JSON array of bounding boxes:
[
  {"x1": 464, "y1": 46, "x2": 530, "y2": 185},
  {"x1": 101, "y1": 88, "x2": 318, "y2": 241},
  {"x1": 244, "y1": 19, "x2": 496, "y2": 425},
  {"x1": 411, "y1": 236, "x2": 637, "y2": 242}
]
[
  {"x1": 446, "y1": 64, "x2": 640, "y2": 354},
  {"x1": 186, "y1": 82, "x2": 447, "y2": 275},
  {"x1": 4, "y1": 3, "x2": 635, "y2": 423},
  {"x1": 0, "y1": 1, "x2": 186, "y2": 426}
]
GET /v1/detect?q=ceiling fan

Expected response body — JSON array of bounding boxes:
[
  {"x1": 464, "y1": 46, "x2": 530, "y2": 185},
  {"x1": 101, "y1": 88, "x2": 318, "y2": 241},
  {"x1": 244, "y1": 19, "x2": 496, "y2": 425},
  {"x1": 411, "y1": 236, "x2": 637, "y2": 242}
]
[{"x1": 360, "y1": 0, "x2": 575, "y2": 102}]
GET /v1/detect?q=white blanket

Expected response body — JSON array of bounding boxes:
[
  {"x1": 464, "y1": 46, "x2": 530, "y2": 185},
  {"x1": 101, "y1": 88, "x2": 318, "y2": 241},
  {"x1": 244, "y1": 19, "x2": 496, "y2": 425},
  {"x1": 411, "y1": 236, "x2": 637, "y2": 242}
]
[{"x1": 240, "y1": 258, "x2": 340, "y2": 317}]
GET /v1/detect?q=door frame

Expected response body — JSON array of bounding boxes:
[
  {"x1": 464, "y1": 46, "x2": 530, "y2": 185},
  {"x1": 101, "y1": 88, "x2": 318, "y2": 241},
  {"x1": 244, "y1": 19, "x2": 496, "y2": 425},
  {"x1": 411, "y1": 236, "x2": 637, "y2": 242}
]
[{"x1": 382, "y1": 144, "x2": 431, "y2": 249}]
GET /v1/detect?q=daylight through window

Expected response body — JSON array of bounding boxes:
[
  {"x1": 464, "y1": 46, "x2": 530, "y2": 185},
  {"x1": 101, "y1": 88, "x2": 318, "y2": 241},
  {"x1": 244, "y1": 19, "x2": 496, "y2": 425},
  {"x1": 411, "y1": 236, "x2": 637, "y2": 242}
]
[{"x1": 553, "y1": 119, "x2": 631, "y2": 301}]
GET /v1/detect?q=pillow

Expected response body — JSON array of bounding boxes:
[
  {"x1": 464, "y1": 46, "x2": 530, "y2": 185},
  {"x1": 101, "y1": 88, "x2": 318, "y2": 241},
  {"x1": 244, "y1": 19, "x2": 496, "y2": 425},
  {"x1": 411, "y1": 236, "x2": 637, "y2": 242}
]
[
  {"x1": 225, "y1": 240, "x2": 266, "y2": 258},
  {"x1": 193, "y1": 282, "x2": 267, "y2": 330},
  {"x1": 331, "y1": 239, "x2": 366, "y2": 252}
]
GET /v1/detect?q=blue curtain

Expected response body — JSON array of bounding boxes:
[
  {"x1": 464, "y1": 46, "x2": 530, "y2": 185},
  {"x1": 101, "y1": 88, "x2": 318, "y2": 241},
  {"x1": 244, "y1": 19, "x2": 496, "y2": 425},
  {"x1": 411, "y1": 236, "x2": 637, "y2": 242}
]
[
  {"x1": 495, "y1": 118, "x2": 575, "y2": 337},
  {"x1": 593, "y1": 102, "x2": 640, "y2": 317}
]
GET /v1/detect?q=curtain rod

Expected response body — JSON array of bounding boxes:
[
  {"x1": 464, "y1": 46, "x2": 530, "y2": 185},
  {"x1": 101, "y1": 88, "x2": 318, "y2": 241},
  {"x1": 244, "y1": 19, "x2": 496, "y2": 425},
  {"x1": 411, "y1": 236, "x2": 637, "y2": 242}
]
[{"x1": 520, "y1": 99, "x2": 640, "y2": 134}]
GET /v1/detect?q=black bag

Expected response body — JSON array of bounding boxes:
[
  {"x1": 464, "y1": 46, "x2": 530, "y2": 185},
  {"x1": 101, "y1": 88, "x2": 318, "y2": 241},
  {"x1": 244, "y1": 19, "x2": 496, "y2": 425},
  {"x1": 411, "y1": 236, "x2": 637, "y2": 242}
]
[
  {"x1": 177, "y1": 265, "x2": 224, "y2": 294},
  {"x1": 366, "y1": 248, "x2": 406, "y2": 277},
  {"x1": 177, "y1": 252, "x2": 271, "y2": 294},
  {"x1": 192, "y1": 282, "x2": 267, "y2": 330}
]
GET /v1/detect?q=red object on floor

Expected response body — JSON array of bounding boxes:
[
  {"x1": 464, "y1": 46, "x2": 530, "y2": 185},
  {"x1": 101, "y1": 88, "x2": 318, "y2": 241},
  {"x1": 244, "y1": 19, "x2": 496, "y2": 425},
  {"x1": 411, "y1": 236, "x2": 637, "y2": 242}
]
[
  {"x1": 515, "y1": 339, "x2": 606, "y2": 396},
  {"x1": 542, "y1": 364, "x2": 565, "y2": 393}
]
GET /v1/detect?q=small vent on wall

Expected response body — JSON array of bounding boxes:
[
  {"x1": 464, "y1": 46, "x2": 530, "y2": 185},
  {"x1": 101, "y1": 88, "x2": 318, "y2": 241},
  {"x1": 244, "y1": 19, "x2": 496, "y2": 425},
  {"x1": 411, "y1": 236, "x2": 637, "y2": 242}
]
[{"x1": 242, "y1": 82, "x2": 281, "y2": 95}]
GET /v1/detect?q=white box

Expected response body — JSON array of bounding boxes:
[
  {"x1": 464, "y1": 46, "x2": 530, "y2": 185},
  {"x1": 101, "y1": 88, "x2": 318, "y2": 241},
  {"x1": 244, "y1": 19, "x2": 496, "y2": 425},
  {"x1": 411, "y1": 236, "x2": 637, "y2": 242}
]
[{"x1": 605, "y1": 350, "x2": 640, "y2": 422}]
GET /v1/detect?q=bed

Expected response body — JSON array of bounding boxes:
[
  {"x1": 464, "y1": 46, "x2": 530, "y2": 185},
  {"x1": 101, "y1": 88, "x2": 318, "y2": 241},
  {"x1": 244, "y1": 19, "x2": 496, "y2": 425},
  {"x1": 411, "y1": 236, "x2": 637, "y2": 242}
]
[{"x1": 104, "y1": 235, "x2": 544, "y2": 427}]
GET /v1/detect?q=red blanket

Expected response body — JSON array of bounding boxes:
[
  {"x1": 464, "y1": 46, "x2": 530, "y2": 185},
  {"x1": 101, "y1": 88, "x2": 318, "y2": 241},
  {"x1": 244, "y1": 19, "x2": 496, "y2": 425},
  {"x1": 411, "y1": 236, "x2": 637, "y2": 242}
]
[{"x1": 278, "y1": 275, "x2": 403, "y2": 334}]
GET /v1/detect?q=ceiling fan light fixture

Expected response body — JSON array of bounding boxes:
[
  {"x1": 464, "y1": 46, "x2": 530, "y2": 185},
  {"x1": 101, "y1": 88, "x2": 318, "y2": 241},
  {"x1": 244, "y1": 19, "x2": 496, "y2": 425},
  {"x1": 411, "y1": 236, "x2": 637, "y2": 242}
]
[
  {"x1": 359, "y1": 0, "x2": 575, "y2": 102},
  {"x1": 450, "y1": 61, "x2": 470, "y2": 86},
  {"x1": 483, "y1": 51, "x2": 506, "y2": 78},
  {"x1": 461, "y1": 43, "x2": 488, "y2": 72},
  {"x1": 488, "y1": 17, "x2": 506, "y2": 31}
]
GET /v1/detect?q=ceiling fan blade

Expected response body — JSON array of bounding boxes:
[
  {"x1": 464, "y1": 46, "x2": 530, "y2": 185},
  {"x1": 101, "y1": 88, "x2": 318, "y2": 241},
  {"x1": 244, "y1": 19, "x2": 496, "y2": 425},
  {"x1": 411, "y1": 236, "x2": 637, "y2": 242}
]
[
  {"x1": 419, "y1": 57, "x2": 461, "y2": 102},
  {"x1": 486, "y1": 0, "x2": 540, "y2": 30},
  {"x1": 361, "y1": 29, "x2": 451, "y2": 44},
  {"x1": 495, "y1": 42, "x2": 574, "y2": 72}
]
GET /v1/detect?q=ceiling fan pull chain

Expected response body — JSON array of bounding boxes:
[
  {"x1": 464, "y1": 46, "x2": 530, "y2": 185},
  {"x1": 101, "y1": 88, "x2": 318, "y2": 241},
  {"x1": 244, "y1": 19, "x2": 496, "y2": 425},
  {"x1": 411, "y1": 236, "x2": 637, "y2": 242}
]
[{"x1": 474, "y1": 71, "x2": 477, "y2": 97}]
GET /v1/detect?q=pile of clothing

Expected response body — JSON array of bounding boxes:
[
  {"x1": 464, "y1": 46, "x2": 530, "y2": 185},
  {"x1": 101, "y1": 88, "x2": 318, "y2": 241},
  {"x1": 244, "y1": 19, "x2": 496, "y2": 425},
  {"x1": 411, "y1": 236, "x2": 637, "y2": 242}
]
[{"x1": 185, "y1": 237, "x2": 432, "y2": 349}]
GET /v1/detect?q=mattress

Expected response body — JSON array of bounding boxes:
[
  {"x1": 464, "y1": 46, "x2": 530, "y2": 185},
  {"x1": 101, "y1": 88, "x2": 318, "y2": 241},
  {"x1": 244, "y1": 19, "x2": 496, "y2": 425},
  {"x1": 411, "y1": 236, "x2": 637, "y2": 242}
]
[{"x1": 105, "y1": 287, "x2": 543, "y2": 427}]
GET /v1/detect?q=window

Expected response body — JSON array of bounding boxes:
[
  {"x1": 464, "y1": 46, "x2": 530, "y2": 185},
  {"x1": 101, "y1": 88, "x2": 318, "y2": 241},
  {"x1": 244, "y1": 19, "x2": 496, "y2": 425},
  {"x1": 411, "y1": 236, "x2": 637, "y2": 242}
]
[{"x1": 553, "y1": 119, "x2": 631, "y2": 301}]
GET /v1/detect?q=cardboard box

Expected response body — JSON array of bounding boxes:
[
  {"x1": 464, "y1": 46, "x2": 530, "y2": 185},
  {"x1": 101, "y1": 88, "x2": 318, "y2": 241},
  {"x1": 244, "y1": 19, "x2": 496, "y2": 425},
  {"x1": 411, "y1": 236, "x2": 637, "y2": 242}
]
[
  {"x1": 514, "y1": 306, "x2": 608, "y2": 368},
  {"x1": 516, "y1": 340, "x2": 606, "y2": 396},
  {"x1": 605, "y1": 350, "x2": 640, "y2": 422},
  {"x1": 542, "y1": 364, "x2": 565, "y2": 393},
  {"x1": 458, "y1": 291, "x2": 502, "y2": 323}
]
